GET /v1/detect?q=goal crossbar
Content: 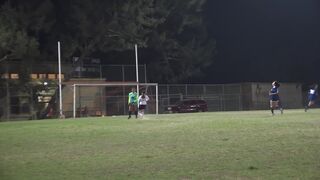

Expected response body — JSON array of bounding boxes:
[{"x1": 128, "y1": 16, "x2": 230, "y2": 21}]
[{"x1": 72, "y1": 82, "x2": 159, "y2": 118}]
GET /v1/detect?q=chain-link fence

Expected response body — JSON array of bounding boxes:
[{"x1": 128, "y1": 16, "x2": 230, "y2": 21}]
[
  {"x1": 0, "y1": 84, "x2": 58, "y2": 121},
  {"x1": 0, "y1": 62, "x2": 147, "y2": 82},
  {"x1": 62, "y1": 84, "x2": 159, "y2": 118},
  {"x1": 63, "y1": 84, "x2": 244, "y2": 117},
  {"x1": 0, "y1": 86, "x2": 35, "y2": 121},
  {"x1": 71, "y1": 64, "x2": 147, "y2": 82},
  {"x1": 158, "y1": 84, "x2": 243, "y2": 112},
  {"x1": 0, "y1": 82, "x2": 309, "y2": 121}
]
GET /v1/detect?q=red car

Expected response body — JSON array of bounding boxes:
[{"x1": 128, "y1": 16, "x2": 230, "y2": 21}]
[{"x1": 165, "y1": 99, "x2": 208, "y2": 113}]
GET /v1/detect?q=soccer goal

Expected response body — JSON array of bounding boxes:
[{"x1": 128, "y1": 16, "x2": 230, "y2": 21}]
[{"x1": 72, "y1": 82, "x2": 158, "y2": 118}]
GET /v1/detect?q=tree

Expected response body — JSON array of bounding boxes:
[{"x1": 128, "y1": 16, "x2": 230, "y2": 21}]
[
  {"x1": 55, "y1": 0, "x2": 215, "y2": 83},
  {"x1": 141, "y1": 0, "x2": 216, "y2": 82},
  {"x1": 0, "y1": 0, "x2": 55, "y2": 81},
  {"x1": 0, "y1": 0, "x2": 55, "y2": 119},
  {"x1": 1, "y1": 0, "x2": 216, "y2": 83},
  {"x1": 113, "y1": 0, "x2": 216, "y2": 82},
  {"x1": 53, "y1": 0, "x2": 164, "y2": 60}
]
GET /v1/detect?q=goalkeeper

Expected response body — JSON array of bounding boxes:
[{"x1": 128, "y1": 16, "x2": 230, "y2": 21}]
[{"x1": 128, "y1": 87, "x2": 138, "y2": 119}]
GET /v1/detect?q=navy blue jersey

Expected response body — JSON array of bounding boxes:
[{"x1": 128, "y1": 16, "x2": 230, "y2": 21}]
[{"x1": 269, "y1": 86, "x2": 280, "y2": 101}]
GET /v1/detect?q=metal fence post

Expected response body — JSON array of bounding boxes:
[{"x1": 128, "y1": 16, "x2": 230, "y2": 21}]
[
  {"x1": 185, "y1": 84, "x2": 188, "y2": 96},
  {"x1": 122, "y1": 65, "x2": 125, "y2": 82},
  {"x1": 144, "y1": 64, "x2": 147, "y2": 83},
  {"x1": 222, "y1": 84, "x2": 225, "y2": 111},
  {"x1": 239, "y1": 84, "x2": 242, "y2": 110},
  {"x1": 73, "y1": 85, "x2": 76, "y2": 118},
  {"x1": 167, "y1": 85, "x2": 170, "y2": 105},
  {"x1": 99, "y1": 65, "x2": 102, "y2": 80},
  {"x1": 6, "y1": 79, "x2": 10, "y2": 121}
]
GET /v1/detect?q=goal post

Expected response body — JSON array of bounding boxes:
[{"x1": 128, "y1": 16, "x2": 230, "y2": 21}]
[{"x1": 72, "y1": 82, "x2": 158, "y2": 118}]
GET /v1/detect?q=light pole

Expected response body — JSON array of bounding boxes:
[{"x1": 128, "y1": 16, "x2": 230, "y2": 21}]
[
  {"x1": 57, "y1": 41, "x2": 64, "y2": 118},
  {"x1": 135, "y1": 44, "x2": 139, "y2": 96}
]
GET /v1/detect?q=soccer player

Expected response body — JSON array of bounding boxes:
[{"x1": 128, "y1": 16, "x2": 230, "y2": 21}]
[
  {"x1": 138, "y1": 91, "x2": 149, "y2": 118},
  {"x1": 128, "y1": 87, "x2": 138, "y2": 119},
  {"x1": 305, "y1": 84, "x2": 318, "y2": 112},
  {"x1": 269, "y1": 81, "x2": 283, "y2": 115}
]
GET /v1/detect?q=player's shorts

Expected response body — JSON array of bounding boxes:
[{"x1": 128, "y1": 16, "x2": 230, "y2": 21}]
[
  {"x1": 270, "y1": 95, "x2": 280, "y2": 101},
  {"x1": 308, "y1": 94, "x2": 317, "y2": 101},
  {"x1": 139, "y1": 105, "x2": 146, "y2": 110}
]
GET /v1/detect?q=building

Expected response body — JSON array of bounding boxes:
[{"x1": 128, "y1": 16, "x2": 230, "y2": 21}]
[{"x1": 0, "y1": 60, "x2": 146, "y2": 120}]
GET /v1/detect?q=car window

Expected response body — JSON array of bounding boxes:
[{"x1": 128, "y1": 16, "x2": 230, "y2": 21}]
[
  {"x1": 176, "y1": 101, "x2": 184, "y2": 105},
  {"x1": 177, "y1": 100, "x2": 188, "y2": 105},
  {"x1": 182, "y1": 101, "x2": 190, "y2": 105},
  {"x1": 177, "y1": 100, "x2": 206, "y2": 105},
  {"x1": 191, "y1": 100, "x2": 197, "y2": 105},
  {"x1": 185, "y1": 101, "x2": 191, "y2": 105},
  {"x1": 185, "y1": 100, "x2": 196, "y2": 105}
]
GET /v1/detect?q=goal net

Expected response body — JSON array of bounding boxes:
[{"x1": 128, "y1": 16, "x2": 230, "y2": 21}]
[{"x1": 71, "y1": 82, "x2": 158, "y2": 118}]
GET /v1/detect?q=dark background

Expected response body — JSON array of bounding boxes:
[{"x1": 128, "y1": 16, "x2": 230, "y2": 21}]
[
  {"x1": 202, "y1": 0, "x2": 320, "y2": 84},
  {"x1": 1, "y1": 0, "x2": 319, "y2": 84}
]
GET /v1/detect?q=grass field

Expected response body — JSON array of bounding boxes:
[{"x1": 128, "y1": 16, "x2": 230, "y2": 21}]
[{"x1": 1, "y1": 109, "x2": 320, "y2": 180}]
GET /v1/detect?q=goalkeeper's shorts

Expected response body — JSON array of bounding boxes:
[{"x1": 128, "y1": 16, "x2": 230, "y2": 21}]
[{"x1": 129, "y1": 103, "x2": 138, "y2": 111}]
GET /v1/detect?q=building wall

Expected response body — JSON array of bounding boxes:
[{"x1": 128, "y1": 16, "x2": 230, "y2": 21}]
[{"x1": 62, "y1": 79, "x2": 107, "y2": 117}]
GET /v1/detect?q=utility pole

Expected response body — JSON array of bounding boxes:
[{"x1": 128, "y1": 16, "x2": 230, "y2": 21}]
[
  {"x1": 57, "y1": 41, "x2": 64, "y2": 118},
  {"x1": 135, "y1": 44, "x2": 139, "y2": 96}
]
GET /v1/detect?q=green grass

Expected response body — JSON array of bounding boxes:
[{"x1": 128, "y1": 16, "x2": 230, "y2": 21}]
[{"x1": 1, "y1": 109, "x2": 320, "y2": 180}]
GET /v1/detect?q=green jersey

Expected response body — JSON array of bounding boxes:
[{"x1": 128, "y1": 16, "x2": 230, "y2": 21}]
[{"x1": 128, "y1": 92, "x2": 138, "y2": 104}]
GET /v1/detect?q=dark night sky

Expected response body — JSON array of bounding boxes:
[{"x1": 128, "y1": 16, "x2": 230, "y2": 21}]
[{"x1": 203, "y1": 0, "x2": 320, "y2": 83}]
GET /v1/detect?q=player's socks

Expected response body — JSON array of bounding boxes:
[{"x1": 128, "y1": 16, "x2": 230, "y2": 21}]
[
  {"x1": 128, "y1": 111, "x2": 132, "y2": 119},
  {"x1": 271, "y1": 108, "x2": 274, "y2": 115},
  {"x1": 135, "y1": 111, "x2": 138, "y2": 118}
]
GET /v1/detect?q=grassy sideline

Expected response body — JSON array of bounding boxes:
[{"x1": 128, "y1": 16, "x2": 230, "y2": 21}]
[{"x1": 0, "y1": 109, "x2": 320, "y2": 179}]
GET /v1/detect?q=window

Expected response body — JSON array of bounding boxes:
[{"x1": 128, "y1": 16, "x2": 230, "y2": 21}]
[
  {"x1": 30, "y1": 74, "x2": 38, "y2": 79},
  {"x1": 59, "y1": 74, "x2": 65, "y2": 80},
  {"x1": 38, "y1": 74, "x2": 46, "y2": 79},
  {"x1": 10, "y1": 74, "x2": 19, "y2": 79},
  {"x1": 48, "y1": 74, "x2": 56, "y2": 79},
  {"x1": 1, "y1": 73, "x2": 9, "y2": 79}
]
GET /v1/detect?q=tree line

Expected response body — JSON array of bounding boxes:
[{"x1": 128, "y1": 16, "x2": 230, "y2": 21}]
[{"x1": 0, "y1": 0, "x2": 216, "y2": 83}]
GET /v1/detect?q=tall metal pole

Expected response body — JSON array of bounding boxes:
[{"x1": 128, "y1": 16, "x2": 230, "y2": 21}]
[
  {"x1": 156, "y1": 84, "x2": 159, "y2": 115},
  {"x1": 58, "y1": 41, "x2": 64, "y2": 118},
  {"x1": 73, "y1": 85, "x2": 76, "y2": 118},
  {"x1": 135, "y1": 44, "x2": 139, "y2": 95}
]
